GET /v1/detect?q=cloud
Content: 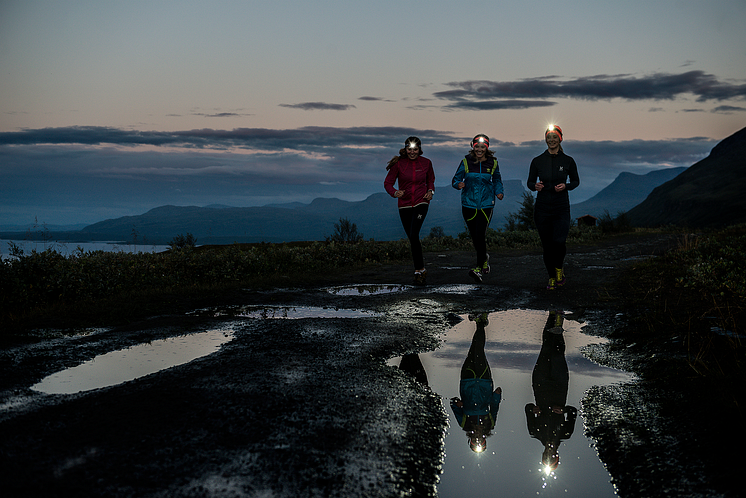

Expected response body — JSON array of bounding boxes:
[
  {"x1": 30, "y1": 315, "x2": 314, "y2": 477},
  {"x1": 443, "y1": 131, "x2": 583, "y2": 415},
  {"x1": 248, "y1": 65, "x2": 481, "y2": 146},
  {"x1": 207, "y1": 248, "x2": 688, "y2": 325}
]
[
  {"x1": 0, "y1": 125, "x2": 718, "y2": 225},
  {"x1": 711, "y1": 105, "x2": 746, "y2": 114},
  {"x1": 278, "y1": 102, "x2": 356, "y2": 111},
  {"x1": 191, "y1": 112, "x2": 251, "y2": 118},
  {"x1": 443, "y1": 100, "x2": 556, "y2": 111},
  {"x1": 0, "y1": 125, "x2": 457, "y2": 152},
  {"x1": 433, "y1": 71, "x2": 746, "y2": 108}
]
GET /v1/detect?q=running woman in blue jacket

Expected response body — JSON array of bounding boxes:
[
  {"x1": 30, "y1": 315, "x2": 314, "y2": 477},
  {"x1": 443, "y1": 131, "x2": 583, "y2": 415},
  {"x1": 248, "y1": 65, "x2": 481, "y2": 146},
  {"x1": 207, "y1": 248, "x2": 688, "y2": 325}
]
[{"x1": 452, "y1": 134, "x2": 504, "y2": 283}]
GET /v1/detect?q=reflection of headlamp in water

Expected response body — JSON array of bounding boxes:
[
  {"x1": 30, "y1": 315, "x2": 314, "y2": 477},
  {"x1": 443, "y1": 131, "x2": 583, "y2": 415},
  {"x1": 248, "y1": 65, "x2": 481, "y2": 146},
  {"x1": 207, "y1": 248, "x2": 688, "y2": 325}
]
[
  {"x1": 542, "y1": 450, "x2": 559, "y2": 473},
  {"x1": 469, "y1": 434, "x2": 487, "y2": 453}
]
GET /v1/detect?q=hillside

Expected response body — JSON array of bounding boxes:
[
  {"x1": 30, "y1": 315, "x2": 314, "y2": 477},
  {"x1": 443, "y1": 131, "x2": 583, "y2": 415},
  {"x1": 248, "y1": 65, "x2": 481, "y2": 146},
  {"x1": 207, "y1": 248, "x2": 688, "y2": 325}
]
[
  {"x1": 571, "y1": 167, "x2": 686, "y2": 219},
  {"x1": 627, "y1": 126, "x2": 746, "y2": 228},
  {"x1": 74, "y1": 180, "x2": 527, "y2": 244}
]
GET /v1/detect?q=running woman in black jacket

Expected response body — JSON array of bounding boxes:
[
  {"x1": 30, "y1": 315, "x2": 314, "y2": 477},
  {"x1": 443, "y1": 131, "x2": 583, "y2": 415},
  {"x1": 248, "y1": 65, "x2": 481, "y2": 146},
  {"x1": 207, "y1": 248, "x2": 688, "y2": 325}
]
[{"x1": 527, "y1": 125, "x2": 580, "y2": 290}]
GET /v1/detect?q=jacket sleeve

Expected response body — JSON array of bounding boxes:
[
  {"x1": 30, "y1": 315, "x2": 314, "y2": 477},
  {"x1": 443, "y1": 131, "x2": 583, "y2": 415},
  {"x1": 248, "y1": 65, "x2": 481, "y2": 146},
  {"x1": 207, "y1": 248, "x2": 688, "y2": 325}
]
[
  {"x1": 525, "y1": 403, "x2": 540, "y2": 438},
  {"x1": 566, "y1": 157, "x2": 580, "y2": 191},
  {"x1": 452, "y1": 160, "x2": 466, "y2": 189},
  {"x1": 560, "y1": 406, "x2": 578, "y2": 438},
  {"x1": 384, "y1": 163, "x2": 399, "y2": 197},
  {"x1": 489, "y1": 390, "x2": 502, "y2": 420},
  {"x1": 450, "y1": 398, "x2": 465, "y2": 427},
  {"x1": 427, "y1": 160, "x2": 435, "y2": 193},
  {"x1": 492, "y1": 161, "x2": 504, "y2": 197},
  {"x1": 527, "y1": 157, "x2": 539, "y2": 191}
]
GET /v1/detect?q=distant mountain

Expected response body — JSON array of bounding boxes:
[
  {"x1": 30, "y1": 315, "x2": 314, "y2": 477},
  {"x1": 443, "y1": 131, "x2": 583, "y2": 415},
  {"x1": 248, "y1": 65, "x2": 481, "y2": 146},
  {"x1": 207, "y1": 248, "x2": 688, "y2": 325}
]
[
  {"x1": 571, "y1": 167, "x2": 686, "y2": 219},
  {"x1": 627, "y1": 126, "x2": 746, "y2": 228},
  {"x1": 75, "y1": 180, "x2": 528, "y2": 244},
  {"x1": 0, "y1": 223, "x2": 88, "y2": 232}
]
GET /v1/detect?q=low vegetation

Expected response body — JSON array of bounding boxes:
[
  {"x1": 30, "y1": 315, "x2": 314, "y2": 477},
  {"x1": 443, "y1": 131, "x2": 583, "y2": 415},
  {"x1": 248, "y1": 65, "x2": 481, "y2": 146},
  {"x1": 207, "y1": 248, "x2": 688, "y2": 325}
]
[
  {"x1": 0, "y1": 224, "x2": 596, "y2": 339},
  {"x1": 613, "y1": 224, "x2": 745, "y2": 389},
  {"x1": 2, "y1": 222, "x2": 744, "y2": 386}
]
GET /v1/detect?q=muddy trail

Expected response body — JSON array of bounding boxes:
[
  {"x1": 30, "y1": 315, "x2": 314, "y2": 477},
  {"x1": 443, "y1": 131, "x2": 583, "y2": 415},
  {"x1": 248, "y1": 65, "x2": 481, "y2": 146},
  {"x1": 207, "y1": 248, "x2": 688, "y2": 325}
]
[{"x1": 0, "y1": 233, "x2": 738, "y2": 497}]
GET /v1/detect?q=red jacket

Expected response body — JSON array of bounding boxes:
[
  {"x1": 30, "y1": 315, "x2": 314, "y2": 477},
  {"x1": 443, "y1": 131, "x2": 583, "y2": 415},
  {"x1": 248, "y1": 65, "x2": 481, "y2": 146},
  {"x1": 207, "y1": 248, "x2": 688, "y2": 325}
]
[{"x1": 384, "y1": 156, "x2": 435, "y2": 208}]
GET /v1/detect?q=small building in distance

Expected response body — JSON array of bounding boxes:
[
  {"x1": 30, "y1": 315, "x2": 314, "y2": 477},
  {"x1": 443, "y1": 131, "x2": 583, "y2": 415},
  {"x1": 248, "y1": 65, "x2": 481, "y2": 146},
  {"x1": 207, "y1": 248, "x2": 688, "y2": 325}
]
[{"x1": 577, "y1": 214, "x2": 598, "y2": 227}]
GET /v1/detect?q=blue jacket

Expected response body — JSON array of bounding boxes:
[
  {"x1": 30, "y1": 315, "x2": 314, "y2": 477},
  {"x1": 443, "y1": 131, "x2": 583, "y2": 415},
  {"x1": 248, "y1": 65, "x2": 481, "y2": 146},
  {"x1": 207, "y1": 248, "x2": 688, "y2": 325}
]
[
  {"x1": 450, "y1": 378, "x2": 502, "y2": 428},
  {"x1": 452, "y1": 155, "x2": 504, "y2": 210}
]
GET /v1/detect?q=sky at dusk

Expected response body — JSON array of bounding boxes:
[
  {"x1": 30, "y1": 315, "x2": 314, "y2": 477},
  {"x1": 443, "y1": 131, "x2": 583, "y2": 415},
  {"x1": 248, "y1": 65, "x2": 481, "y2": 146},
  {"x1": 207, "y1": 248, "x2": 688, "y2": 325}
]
[{"x1": 2, "y1": 0, "x2": 745, "y2": 226}]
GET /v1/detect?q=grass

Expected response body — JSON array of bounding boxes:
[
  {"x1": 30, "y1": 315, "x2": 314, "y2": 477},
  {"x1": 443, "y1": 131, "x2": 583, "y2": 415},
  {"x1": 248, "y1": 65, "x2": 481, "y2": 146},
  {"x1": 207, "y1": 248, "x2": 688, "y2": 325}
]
[
  {"x1": 0, "y1": 225, "x2": 587, "y2": 340},
  {"x1": 618, "y1": 225, "x2": 746, "y2": 382},
  {"x1": 2, "y1": 224, "x2": 743, "y2": 367}
]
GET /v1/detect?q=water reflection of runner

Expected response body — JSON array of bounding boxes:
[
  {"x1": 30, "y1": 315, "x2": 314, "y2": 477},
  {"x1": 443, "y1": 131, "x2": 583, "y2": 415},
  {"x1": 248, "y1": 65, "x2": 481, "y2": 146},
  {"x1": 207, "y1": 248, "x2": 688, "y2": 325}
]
[
  {"x1": 397, "y1": 353, "x2": 428, "y2": 386},
  {"x1": 450, "y1": 313, "x2": 503, "y2": 453},
  {"x1": 525, "y1": 311, "x2": 578, "y2": 472}
]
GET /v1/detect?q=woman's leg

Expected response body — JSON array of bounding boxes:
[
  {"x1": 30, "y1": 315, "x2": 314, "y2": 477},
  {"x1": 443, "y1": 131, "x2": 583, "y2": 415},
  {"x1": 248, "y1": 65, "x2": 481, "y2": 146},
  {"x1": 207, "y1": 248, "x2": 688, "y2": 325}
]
[
  {"x1": 534, "y1": 209, "x2": 556, "y2": 278},
  {"x1": 463, "y1": 207, "x2": 492, "y2": 267},
  {"x1": 399, "y1": 204, "x2": 429, "y2": 270},
  {"x1": 551, "y1": 210, "x2": 571, "y2": 270},
  {"x1": 461, "y1": 321, "x2": 491, "y2": 381}
]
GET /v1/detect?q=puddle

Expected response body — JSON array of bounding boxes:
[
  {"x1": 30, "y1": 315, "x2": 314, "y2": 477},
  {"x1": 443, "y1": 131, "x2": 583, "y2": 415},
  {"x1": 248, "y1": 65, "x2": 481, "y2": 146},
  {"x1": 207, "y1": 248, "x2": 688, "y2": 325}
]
[
  {"x1": 194, "y1": 305, "x2": 383, "y2": 319},
  {"x1": 324, "y1": 284, "x2": 410, "y2": 296},
  {"x1": 389, "y1": 309, "x2": 633, "y2": 497},
  {"x1": 31, "y1": 329, "x2": 234, "y2": 395},
  {"x1": 324, "y1": 284, "x2": 480, "y2": 296}
]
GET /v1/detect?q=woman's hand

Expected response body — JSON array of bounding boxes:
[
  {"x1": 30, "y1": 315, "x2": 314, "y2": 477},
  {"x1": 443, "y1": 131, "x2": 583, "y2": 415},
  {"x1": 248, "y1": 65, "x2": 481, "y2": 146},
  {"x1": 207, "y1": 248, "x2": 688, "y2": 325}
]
[
  {"x1": 554, "y1": 183, "x2": 566, "y2": 192},
  {"x1": 535, "y1": 181, "x2": 544, "y2": 192},
  {"x1": 424, "y1": 190, "x2": 433, "y2": 201},
  {"x1": 394, "y1": 190, "x2": 404, "y2": 198},
  {"x1": 456, "y1": 182, "x2": 465, "y2": 190},
  {"x1": 497, "y1": 193, "x2": 504, "y2": 201}
]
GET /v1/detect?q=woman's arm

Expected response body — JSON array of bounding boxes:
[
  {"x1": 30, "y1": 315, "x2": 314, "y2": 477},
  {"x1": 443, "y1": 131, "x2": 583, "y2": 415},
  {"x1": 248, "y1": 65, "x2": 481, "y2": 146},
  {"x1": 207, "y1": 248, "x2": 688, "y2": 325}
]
[
  {"x1": 493, "y1": 161, "x2": 504, "y2": 200},
  {"x1": 566, "y1": 157, "x2": 580, "y2": 191},
  {"x1": 384, "y1": 162, "x2": 400, "y2": 197},
  {"x1": 452, "y1": 160, "x2": 466, "y2": 189}
]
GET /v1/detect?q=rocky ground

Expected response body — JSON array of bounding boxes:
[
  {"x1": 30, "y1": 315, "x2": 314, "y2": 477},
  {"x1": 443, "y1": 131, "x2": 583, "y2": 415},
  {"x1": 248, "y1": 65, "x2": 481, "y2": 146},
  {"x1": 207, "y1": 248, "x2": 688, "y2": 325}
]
[{"x1": 0, "y1": 233, "x2": 738, "y2": 497}]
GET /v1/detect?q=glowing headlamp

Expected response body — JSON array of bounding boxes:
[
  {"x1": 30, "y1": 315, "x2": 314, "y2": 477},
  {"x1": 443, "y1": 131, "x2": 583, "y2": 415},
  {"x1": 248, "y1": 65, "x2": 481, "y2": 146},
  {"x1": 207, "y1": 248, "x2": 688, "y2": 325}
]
[
  {"x1": 407, "y1": 142, "x2": 419, "y2": 150},
  {"x1": 472, "y1": 135, "x2": 489, "y2": 148},
  {"x1": 545, "y1": 124, "x2": 563, "y2": 142}
]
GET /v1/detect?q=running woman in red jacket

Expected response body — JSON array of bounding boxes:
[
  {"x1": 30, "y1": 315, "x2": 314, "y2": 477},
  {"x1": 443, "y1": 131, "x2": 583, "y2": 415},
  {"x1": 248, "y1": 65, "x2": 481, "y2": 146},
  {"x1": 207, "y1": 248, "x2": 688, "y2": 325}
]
[{"x1": 384, "y1": 136, "x2": 435, "y2": 285}]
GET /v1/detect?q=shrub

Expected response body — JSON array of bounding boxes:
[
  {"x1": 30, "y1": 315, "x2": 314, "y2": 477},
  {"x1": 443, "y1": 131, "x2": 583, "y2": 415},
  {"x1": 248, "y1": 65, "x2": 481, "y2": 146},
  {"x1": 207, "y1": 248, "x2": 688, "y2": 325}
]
[
  {"x1": 169, "y1": 233, "x2": 198, "y2": 250},
  {"x1": 327, "y1": 218, "x2": 363, "y2": 243}
]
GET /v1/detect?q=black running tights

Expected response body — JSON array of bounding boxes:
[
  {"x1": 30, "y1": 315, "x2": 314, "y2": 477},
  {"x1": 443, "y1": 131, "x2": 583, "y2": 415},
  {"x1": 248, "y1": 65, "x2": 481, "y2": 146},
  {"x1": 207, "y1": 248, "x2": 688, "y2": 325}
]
[
  {"x1": 399, "y1": 204, "x2": 429, "y2": 270},
  {"x1": 534, "y1": 207, "x2": 571, "y2": 278},
  {"x1": 462, "y1": 207, "x2": 493, "y2": 268}
]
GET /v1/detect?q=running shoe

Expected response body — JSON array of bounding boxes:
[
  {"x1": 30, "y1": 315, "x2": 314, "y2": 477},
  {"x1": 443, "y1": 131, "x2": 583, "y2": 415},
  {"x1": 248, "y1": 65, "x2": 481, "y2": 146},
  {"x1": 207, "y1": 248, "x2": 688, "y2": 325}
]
[
  {"x1": 555, "y1": 268, "x2": 566, "y2": 286},
  {"x1": 547, "y1": 277, "x2": 556, "y2": 290},
  {"x1": 473, "y1": 312, "x2": 489, "y2": 327},
  {"x1": 481, "y1": 254, "x2": 491, "y2": 275},
  {"x1": 469, "y1": 268, "x2": 483, "y2": 283},
  {"x1": 413, "y1": 269, "x2": 427, "y2": 286}
]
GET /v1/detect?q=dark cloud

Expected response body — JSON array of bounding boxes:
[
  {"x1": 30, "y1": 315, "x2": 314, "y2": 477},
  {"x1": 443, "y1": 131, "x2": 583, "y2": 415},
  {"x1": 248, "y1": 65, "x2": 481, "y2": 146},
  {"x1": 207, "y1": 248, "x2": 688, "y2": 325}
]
[
  {"x1": 443, "y1": 100, "x2": 556, "y2": 111},
  {"x1": 712, "y1": 105, "x2": 746, "y2": 114},
  {"x1": 434, "y1": 71, "x2": 746, "y2": 106},
  {"x1": 0, "y1": 125, "x2": 457, "y2": 152},
  {"x1": 358, "y1": 96, "x2": 382, "y2": 101},
  {"x1": 191, "y1": 112, "x2": 250, "y2": 118},
  {"x1": 278, "y1": 102, "x2": 356, "y2": 111},
  {"x1": 1, "y1": 125, "x2": 718, "y2": 225}
]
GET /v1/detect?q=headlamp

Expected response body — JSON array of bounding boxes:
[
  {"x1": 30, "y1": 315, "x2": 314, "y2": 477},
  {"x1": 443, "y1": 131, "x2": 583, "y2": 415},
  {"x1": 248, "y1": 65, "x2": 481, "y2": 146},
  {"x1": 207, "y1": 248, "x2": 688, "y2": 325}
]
[{"x1": 472, "y1": 135, "x2": 489, "y2": 148}]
